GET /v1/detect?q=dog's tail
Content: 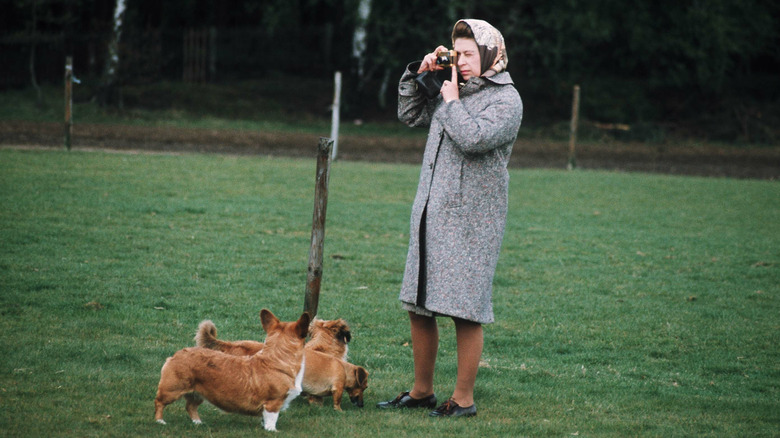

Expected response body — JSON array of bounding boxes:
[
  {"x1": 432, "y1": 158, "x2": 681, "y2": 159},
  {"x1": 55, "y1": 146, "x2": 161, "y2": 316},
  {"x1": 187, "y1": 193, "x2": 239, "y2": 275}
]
[{"x1": 194, "y1": 320, "x2": 220, "y2": 349}]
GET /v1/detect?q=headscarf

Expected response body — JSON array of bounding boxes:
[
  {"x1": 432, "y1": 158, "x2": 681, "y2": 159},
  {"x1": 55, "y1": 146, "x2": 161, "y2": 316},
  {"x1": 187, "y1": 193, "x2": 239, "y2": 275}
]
[{"x1": 452, "y1": 19, "x2": 508, "y2": 78}]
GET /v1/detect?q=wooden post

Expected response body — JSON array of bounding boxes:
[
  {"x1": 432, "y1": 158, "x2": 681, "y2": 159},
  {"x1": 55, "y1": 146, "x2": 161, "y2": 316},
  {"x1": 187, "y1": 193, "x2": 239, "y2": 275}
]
[
  {"x1": 304, "y1": 137, "x2": 334, "y2": 317},
  {"x1": 64, "y1": 56, "x2": 73, "y2": 151},
  {"x1": 330, "y1": 71, "x2": 342, "y2": 160},
  {"x1": 568, "y1": 84, "x2": 580, "y2": 170}
]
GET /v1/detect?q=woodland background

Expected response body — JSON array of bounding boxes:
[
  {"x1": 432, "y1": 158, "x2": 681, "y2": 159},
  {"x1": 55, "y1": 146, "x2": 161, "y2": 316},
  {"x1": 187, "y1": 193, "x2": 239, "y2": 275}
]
[{"x1": 1, "y1": 0, "x2": 779, "y2": 144}]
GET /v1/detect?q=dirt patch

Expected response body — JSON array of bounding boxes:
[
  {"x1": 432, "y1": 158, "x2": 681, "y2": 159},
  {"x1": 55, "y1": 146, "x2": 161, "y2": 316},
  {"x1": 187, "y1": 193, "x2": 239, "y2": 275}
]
[{"x1": 2, "y1": 121, "x2": 778, "y2": 179}]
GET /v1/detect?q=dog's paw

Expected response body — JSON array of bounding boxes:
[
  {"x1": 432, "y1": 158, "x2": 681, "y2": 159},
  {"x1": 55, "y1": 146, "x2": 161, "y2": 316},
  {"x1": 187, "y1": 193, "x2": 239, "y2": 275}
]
[
  {"x1": 263, "y1": 410, "x2": 279, "y2": 432},
  {"x1": 192, "y1": 419, "x2": 202, "y2": 425},
  {"x1": 156, "y1": 419, "x2": 167, "y2": 425}
]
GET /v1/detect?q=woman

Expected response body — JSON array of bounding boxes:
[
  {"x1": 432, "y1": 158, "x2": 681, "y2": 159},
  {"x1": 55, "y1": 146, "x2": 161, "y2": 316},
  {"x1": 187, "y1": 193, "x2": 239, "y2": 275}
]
[{"x1": 376, "y1": 19, "x2": 523, "y2": 417}]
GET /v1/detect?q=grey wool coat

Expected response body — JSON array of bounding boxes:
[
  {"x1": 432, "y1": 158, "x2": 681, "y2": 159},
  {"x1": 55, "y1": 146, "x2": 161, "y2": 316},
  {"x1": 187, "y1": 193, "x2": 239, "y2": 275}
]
[{"x1": 397, "y1": 63, "x2": 523, "y2": 324}]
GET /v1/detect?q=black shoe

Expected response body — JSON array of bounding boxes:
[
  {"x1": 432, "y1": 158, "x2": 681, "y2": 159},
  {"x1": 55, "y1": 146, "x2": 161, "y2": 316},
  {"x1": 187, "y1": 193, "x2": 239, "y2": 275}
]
[
  {"x1": 429, "y1": 399, "x2": 477, "y2": 417},
  {"x1": 376, "y1": 391, "x2": 437, "y2": 409}
]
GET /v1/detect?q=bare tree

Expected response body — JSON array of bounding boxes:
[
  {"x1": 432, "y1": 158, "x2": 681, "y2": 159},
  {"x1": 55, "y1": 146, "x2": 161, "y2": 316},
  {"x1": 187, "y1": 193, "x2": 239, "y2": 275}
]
[
  {"x1": 98, "y1": 0, "x2": 126, "y2": 107},
  {"x1": 27, "y1": 0, "x2": 43, "y2": 106},
  {"x1": 352, "y1": 0, "x2": 371, "y2": 83}
]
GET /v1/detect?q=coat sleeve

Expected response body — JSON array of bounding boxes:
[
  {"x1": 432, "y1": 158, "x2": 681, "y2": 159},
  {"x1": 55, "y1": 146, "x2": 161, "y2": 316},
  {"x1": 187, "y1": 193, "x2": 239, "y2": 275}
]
[
  {"x1": 398, "y1": 62, "x2": 439, "y2": 128},
  {"x1": 437, "y1": 86, "x2": 523, "y2": 155}
]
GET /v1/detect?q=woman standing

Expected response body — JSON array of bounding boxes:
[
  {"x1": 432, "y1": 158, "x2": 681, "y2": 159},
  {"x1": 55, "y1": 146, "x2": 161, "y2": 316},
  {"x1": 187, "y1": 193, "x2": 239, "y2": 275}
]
[{"x1": 376, "y1": 19, "x2": 523, "y2": 417}]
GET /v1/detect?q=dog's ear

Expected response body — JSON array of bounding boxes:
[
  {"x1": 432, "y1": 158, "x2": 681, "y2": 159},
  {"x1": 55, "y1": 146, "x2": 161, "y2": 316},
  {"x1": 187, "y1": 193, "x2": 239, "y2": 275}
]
[
  {"x1": 307, "y1": 318, "x2": 318, "y2": 336},
  {"x1": 331, "y1": 320, "x2": 351, "y2": 344},
  {"x1": 260, "y1": 309, "x2": 278, "y2": 332},
  {"x1": 355, "y1": 367, "x2": 369, "y2": 387},
  {"x1": 296, "y1": 312, "x2": 311, "y2": 339},
  {"x1": 339, "y1": 328, "x2": 352, "y2": 344}
]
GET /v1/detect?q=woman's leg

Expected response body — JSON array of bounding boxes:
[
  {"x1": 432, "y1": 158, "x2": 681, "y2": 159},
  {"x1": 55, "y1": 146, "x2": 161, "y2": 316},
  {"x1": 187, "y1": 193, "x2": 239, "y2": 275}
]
[
  {"x1": 408, "y1": 311, "x2": 438, "y2": 398},
  {"x1": 451, "y1": 317, "x2": 483, "y2": 407}
]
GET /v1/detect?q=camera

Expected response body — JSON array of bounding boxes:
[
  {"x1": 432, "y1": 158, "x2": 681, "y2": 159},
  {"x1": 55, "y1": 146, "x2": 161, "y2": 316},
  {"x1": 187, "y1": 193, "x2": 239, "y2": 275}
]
[
  {"x1": 413, "y1": 50, "x2": 461, "y2": 99},
  {"x1": 436, "y1": 50, "x2": 458, "y2": 68},
  {"x1": 414, "y1": 70, "x2": 444, "y2": 99}
]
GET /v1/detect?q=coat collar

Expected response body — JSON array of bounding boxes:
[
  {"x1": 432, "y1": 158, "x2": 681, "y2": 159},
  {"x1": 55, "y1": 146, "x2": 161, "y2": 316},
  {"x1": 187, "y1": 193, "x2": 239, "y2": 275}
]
[
  {"x1": 485, "y1": 71, "x2": 514, "y2": 85},
  {"x1": 460, "y1": 71, "x2": 514, "y2": 96}
]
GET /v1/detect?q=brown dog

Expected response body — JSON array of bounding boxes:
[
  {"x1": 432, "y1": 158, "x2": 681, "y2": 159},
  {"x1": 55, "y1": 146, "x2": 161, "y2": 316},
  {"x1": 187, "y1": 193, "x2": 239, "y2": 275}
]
[
  {"x1": 195, "y1": 318, "x2": 368, "y2": 410},
  {"x1": 154, "y1": 310, "x2": 310, "y2": 431}
]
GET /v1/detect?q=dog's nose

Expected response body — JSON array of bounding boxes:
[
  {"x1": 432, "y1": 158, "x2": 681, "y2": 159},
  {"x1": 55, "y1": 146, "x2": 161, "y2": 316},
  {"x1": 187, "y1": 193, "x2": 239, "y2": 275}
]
[{"x1": 351, "y1": 397, "x2": 364, "y2": 408}]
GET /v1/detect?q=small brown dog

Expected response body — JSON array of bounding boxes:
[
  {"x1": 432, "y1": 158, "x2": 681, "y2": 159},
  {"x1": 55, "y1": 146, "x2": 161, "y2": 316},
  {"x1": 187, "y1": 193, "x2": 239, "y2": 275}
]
[
  {"x1": 195, "y1": 317, "x2": 368, "y2": 410},
  {"x1": 154, "y1": 309, "x2": 310, "y2": 432}
]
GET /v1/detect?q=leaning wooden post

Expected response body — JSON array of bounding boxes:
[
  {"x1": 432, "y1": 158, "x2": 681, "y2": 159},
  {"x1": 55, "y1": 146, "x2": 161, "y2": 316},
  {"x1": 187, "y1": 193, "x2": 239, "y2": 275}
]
[
  {"x1": 304, "y1": 137, "x2": 334, "y2": 317},
  {"x1": 568, "y1": 84, "x2": 580, "y2": 170},
  {"x1": 64, "y1": 56, "x2": 73, "y2": 151}
]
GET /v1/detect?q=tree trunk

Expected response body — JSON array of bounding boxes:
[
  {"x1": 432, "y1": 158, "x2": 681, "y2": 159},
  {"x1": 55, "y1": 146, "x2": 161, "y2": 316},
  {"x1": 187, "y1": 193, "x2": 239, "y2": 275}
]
[
  {"x1": 352, "y1": 0, "x2": 371, "y2": 81},
  {"x1": 29, "y1": 0, "x2": 42, "y2": 107},
  {"x1": 99, "y1": 0, "x2": 126, "y2": 107}
]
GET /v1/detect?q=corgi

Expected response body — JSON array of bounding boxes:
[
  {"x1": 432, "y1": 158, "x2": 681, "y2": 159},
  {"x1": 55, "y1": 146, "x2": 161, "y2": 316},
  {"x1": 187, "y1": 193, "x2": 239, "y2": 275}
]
[
  {"x1": 154, "y1": 309, "x2": 310, "y2": 431},
  {"x1": 195, "y1": 317, "x2": 367, "y2": 410}
]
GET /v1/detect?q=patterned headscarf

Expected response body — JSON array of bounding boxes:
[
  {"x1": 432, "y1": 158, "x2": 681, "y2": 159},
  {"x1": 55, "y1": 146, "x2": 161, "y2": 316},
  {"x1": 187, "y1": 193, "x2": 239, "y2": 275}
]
[{"x1": 452, "y1": 19, "x2": 508, "y2": 78}]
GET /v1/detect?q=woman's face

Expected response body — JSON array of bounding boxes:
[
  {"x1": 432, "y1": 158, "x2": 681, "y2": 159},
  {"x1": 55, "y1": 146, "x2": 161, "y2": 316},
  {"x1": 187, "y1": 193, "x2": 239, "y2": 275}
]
[{"x1": 454, "y1": 38, "x2": 481, "y2": 80}]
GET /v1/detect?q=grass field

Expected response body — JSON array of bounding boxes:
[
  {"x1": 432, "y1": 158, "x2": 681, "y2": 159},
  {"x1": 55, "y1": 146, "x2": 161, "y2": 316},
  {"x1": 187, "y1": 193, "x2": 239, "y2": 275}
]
[{"x1": 0, "y1": 148, "x2": 778, "y2": 437}]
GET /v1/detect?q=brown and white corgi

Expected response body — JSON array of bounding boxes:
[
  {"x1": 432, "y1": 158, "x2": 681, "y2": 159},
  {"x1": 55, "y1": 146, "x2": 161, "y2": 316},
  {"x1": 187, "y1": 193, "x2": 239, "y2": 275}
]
[{"x1": 154, "y1": 309, "x2": 310, "y2": 431}]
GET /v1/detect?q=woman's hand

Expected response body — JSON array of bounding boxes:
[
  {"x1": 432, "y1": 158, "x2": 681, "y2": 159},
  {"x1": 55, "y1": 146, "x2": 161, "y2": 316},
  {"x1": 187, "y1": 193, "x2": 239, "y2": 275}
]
[
  {"x1": 440, "y1": 65, "x2": 459, "y2": 102},
  {"x1": 417, "y1": 45, "x2": 449, "y2": 73}
]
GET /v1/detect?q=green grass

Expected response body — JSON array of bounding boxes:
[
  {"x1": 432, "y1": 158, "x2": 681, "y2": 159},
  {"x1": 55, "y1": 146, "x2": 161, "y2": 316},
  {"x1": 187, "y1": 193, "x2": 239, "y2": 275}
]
[{"x1": 0, "y1": 148, "x2": 778, "y2": 437}]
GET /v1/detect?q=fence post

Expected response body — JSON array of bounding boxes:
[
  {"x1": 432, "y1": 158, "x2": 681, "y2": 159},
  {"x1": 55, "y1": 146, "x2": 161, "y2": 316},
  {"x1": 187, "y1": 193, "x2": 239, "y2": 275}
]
[
  {"x1": 64, "y1": 56, "x2": 73, "y2": 151},
  {"x1": 304, "y1": 137, "x2": 334, "y2": 317},
  {"x1": 568, "y1": 84, "x2": 580, "y2": 170},
  {"x1": 330, "y1": 71, "x2": 342, "y2": 160}
]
